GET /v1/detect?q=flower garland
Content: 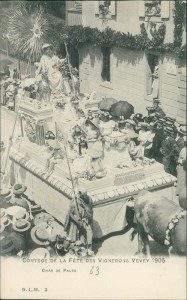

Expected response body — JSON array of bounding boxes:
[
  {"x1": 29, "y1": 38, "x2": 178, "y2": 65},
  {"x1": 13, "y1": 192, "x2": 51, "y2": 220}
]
[
  {"x1": 56, "y1": 0, "x2": 185, "y2": 58},
  {"x1": 2, "y1": 0, "x2": 185, "y2": 60}
]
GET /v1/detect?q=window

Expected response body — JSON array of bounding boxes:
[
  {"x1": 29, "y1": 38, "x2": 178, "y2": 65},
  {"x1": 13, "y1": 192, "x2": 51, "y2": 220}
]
[
  {"x1": 101, "y1": 47, "x2": 111, "y2": 82},
  {"x1": 95, "y1": 1, "x2": 116, "y2": 18},
  {"x1": 145, "y1": 0, "x2": 161, "y2": 17},
  {"x1": 146, "y1": 54, "x2": 159, "y2": 99},
  {"x1": 139, "y1": 1, "x2": 170, "y2": 19}
]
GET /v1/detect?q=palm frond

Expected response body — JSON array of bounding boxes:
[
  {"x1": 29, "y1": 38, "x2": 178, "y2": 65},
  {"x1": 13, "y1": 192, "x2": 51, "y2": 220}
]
[{"x1": 7, "y1": 2, "x2": 50, "y2": 61}]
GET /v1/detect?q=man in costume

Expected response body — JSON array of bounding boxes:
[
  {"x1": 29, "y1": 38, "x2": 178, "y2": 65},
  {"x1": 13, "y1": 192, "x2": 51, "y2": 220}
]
[{"x1": 64, "y1": 188, "x2": 93, "y2": 251}]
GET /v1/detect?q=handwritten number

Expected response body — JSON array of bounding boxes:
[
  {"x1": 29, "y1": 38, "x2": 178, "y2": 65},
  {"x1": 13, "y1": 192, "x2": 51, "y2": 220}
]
[{"x1": 90, "y1": 266, "x2": 100, "y2": 275}]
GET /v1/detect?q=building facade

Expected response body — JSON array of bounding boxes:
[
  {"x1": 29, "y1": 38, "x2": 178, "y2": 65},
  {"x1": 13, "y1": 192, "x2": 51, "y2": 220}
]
[
  {"x1": 78, "y1": 0, "x2": 186, "y2": 121},
  {"x1": 66, "y1": 1, "x2": 82, "y2": 26}
]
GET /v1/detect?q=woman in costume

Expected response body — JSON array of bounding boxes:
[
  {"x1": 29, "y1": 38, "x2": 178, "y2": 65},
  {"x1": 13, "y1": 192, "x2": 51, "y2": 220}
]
[{"x1": 36, "y1": 44, "x2": 67, "y2": 101}]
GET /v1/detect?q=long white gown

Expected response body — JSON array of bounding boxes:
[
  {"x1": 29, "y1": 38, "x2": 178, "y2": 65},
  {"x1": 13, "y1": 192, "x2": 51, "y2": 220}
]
[{"x1": 37, "y1": 55, "x2": 65, "y2": 97}]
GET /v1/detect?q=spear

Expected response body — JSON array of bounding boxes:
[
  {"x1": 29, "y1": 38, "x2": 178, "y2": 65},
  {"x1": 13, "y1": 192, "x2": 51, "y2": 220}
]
[
  {"x1": 55, "y1": 122, "x2": 81, "y2": 219},
  {"x1": 62, "y1": 34, "x2": 76, "y2": 96}
]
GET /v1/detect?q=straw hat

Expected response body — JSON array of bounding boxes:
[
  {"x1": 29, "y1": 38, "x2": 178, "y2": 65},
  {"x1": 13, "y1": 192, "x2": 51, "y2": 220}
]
[
  {"x1": 34, "y1": 220, "x2": 65, "y2": 241},
  {"x1": 0, "y1": 188, "x2": 12, "y2": 201},
  {"x1": 30, "y1": 226, "x2": 50, "y2": 246},
  {"x1": 0, "y1": 237, "x2": 16, "y2": 255},
  {"x1": 124, "y1": 119, "x2": 136, "y2": 126},
  {"x1": 0, "y1": 208, "x2": 7, "y2": 218},
  {"x1": 46, "y1": 139, "x2": 60, "y2": 150},
  {"x1": 164, "y1": 126, "x2": 173, "y2": 134},
  {"x1": 33, "y1": 212, "x2": 54, "y2": 226},
  {"x1": 42, "y1": 43, "x2": 52, "y2": 50},
  {"x1": 13, "y1": 219, "x2": 31, "y2": 232},
  {"x1": 12, "y1": 183, "x2": 27, "y2": 195},
  {"x1": 29, "y1": 248, "x2": 50, "y2": 259},
  {"x1": 1, "y1": 216, "x2": 11, "y2": 227},
  {"x1": 30, "y1": 204, "x2": 43, "y2": 215},
  {"x1": 12, "y1": 210, "x2": 30, "y2": 223},
  {"x1": 139, "y1": 122, "x2": 149, "y2": 128},
  {"x1": 5, "y1": 206, "x2": 26, "y2": 217}
]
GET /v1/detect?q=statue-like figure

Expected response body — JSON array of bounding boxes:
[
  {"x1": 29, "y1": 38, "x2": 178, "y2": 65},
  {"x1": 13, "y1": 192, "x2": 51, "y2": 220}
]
[{"x1": 36, "y1": 44, "x2": 68, "y2": 102}]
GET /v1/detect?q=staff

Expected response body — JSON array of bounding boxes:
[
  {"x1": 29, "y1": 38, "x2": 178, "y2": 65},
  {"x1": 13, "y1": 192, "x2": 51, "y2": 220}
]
[
  {"x1": 55, "y1": 122, "x2": 80, "y2": 218},
  {"x1": 1, "y1": 95, "x2": 22, "y2": 177},
  {"x1": 62, "y1": 34, "x2": 76, "y2": 96}
]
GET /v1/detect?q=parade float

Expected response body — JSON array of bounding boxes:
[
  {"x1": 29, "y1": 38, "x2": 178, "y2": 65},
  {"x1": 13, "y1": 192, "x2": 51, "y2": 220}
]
[
  {"x1": 7, "y1": 88, "x2": 176, "y2": 239},
  {"x1": 4, "y1": 3, "x2": 177, "y2": 239}
]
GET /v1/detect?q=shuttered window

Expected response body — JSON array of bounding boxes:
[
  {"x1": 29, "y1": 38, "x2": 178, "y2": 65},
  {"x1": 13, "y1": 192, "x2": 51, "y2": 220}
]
[{"x1": 101, "y1": 47, "x2": 111, "y2": 82}]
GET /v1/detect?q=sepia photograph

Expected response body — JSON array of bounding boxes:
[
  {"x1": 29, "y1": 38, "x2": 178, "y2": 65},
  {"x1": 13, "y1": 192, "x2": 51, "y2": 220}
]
[{"x1": 0, "y1": 1, "x2": 186, "y2": 299}]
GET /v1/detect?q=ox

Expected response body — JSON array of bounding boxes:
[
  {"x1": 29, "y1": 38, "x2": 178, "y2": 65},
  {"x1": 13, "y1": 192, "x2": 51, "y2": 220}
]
[{"x1": 131, "y1": 191, "x2": 186, "y2": 256}]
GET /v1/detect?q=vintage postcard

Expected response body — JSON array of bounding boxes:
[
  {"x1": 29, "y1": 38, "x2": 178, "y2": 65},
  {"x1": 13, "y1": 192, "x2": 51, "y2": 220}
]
[{"x1": 0, "y1": 0, "x2": 186, "y2": 299}]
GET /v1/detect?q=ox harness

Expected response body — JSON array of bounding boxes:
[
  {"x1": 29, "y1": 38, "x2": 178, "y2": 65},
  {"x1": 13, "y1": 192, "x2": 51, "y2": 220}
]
[{"x1": 164, "y1": 209, "x2": 186, "y2": 246}]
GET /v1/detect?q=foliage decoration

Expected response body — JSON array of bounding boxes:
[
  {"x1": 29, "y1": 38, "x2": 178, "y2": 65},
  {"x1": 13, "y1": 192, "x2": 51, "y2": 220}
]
[
  {"x1": 1, "y1": 0, "x2": 185, "y2": 60},
  {"x1": 173, "y1": 0, "x2": 186, "y2": 48}
]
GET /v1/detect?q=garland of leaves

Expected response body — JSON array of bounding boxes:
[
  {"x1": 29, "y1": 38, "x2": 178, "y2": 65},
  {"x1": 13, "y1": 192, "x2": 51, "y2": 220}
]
[
  {"x1": 173, "y1": 0, "x2": 186, "y2": 48},
  {"x1": 1, "y1": 0, "x2": 186, "y2": 60},
  {"x1": 56, "y1": 0, "x2": 185, "y2": 58}
]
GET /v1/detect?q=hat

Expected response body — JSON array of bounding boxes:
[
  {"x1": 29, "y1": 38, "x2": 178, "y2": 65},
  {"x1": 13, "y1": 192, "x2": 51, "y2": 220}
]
[
  {"x1": 166, "y1": 116, "x2": 176, "y2": 122},
  {"x1": 46, "y1": 139, "x2": 60, "y2": 150},
  {"x1": 88, "y1": 118, "x2": 99, "y2": 128},
  {"x1": 30, "y1": 204, "x2": 43, "y2": 214},
  {"x1": 31, "y1": 226, "x2": 50, "y2": 246},
  {"x1": 12, "y1": 210, "x2": 30, "y2": 223},
  {"x1": 117, "y1": 116, "x2": 126, "y2": 124},
  {"x1": 164, "y1": 126, "x2": 173, "y2": 134},
  {"x1": 12, "y1": 184, "x2": 27, "y2": 195},
  {"x1": 146, "y1": 106, "x2": 155, "y2": 112},
  {"x1": 79, "y1": 187, "x2": 87, "y2": 196},
  {"x1": 33, "y1": 212, "x2": 54, "y2": 226},
  {"x1": 128, "y1": 131, "x2": 138, "y2": 139},
  {"x1": 0, "y1": 208, "x2": 7, "y2": 218},
  {"x1": 153, "y1": 99, "x2": 160, "y2": 104},
  {"x1": 42, "y1": 43, "x2": 52, "y2": 50},
  {"x1": 158, "y1": 117, "x2": 166, "y2": 123},
  {"x1": 29, "y1": 248, "x2": 50, "y2": 259},
  {"x1": 0, "y1": 237, "x2": 16, "y2": 255},
  {"x1": 1, "y1": 216, "x2": 11, "y2": 227},
  {"x1": 99, "y1": 111, "x2": 111, "y2": 122},
  {"x1": 164, "y1": 121, "x2": 174, "y2": 127},
  {"x1": 13, "y1": 219, "x2": 31, "y2": 232},
  {"x1": 0, "y1": 189, "x2": 12, "y2": 201},
  {"x1": 45, "y1": 131, "x2": 55, "y2": 140},
  {"x1": 139, "y1": 122, "x2": 149, "y2": 128},
  {"x1": 37, "y1": 220, "x2": 65, "y2": 241},
  {"x1": 7, "y1": 78, "x2": 13, "y2": 83},
  {"x1": 124, "y1": 119, "x2": 136, "y2": 126},
  {"x1": 177, "y1": 126, "x2": 187, "y2": 135},
  {"x1": 5, "y1": 206, "x2": 26, "y2": 217},
  {"x1": 177, "y1": 120, "x2": 186, "y2": 126}
]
